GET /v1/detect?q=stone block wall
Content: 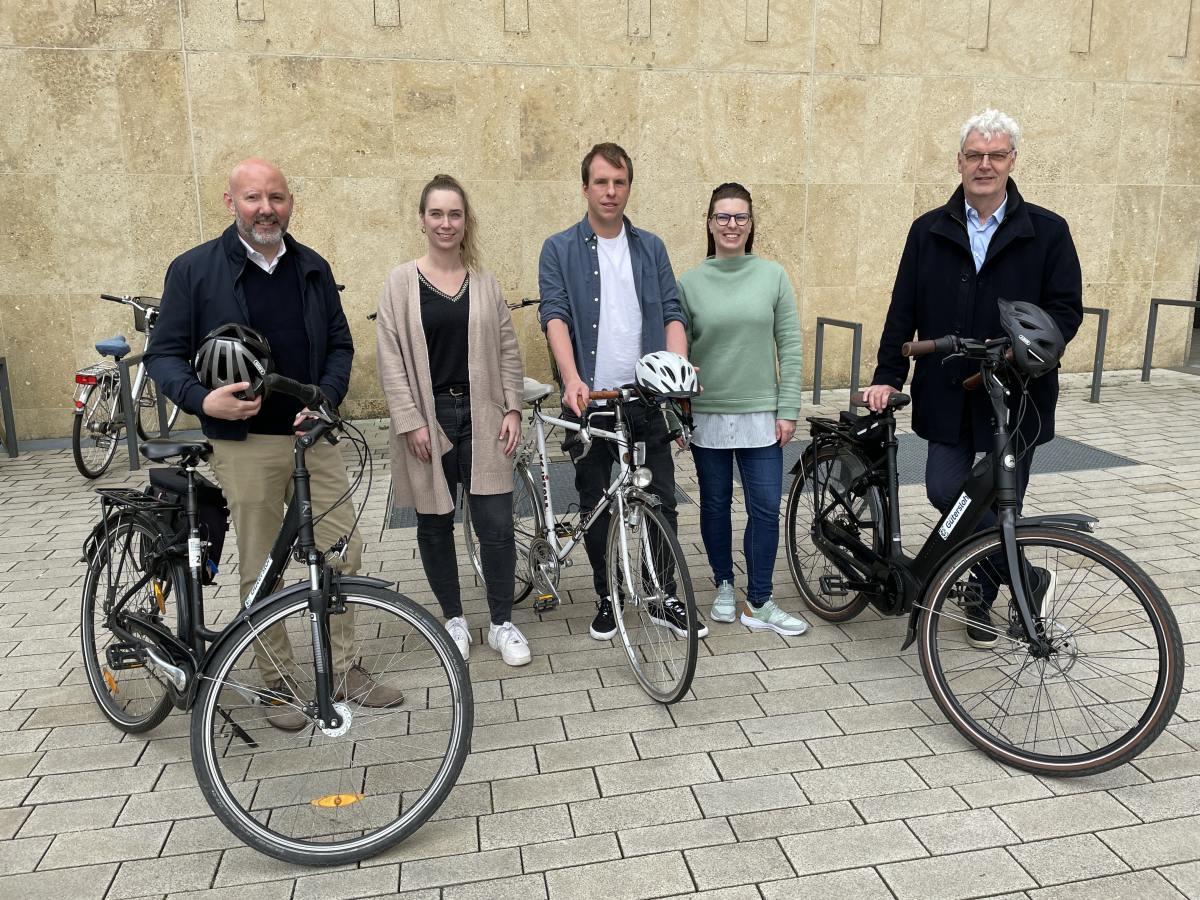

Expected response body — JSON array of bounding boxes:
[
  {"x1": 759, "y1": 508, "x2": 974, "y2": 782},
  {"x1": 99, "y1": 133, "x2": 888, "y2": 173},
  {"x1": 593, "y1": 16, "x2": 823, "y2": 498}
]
[{"x1": 1, "y1": 1, "x2": 1198, "y2": 437}]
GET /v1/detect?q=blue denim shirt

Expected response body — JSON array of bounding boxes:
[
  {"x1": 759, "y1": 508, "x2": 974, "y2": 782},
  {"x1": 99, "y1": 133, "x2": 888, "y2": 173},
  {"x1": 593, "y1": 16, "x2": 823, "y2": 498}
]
[{"x1": 538, "y1": 214, "x2": 686, "y2": 390}]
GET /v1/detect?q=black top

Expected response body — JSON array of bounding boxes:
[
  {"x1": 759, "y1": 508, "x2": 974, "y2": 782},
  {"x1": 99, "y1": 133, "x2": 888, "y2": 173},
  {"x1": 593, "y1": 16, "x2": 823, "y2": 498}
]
[
  {"x1": 243, "y1": 251, "x2": 313, "y2": 435},
  {"x1": 418, "y1": 269, "x2": 471, "y2": 393}
]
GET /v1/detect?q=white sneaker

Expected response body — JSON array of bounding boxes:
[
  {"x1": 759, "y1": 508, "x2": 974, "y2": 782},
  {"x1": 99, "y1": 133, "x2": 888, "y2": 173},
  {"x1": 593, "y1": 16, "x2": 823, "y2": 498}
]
[
  {"x1": 488, "y1": 622, "x2": 532, "y2": 667},
  {"x1": 710, "y1": 581, "x2": 737, "y2": 623},
  {"x1": 445, "y1": 616, "x2": 470, "y2": 660}
]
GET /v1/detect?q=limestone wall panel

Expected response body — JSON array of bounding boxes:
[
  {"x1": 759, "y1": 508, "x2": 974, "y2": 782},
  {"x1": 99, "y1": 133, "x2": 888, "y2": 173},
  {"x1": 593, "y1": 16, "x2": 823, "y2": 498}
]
[
  {"x1": 809, "y1": 75, "x2": 920, "y2": 184},
  {"x1": 0, "y1": 0, "x2": 179, "y2": 50}
]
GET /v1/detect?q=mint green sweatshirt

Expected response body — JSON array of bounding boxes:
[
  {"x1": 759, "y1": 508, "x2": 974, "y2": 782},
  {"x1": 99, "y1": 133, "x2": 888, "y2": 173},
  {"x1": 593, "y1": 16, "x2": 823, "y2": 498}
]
[{"x1": 677, "y1": 254, "x2": 803, "y2": 419}]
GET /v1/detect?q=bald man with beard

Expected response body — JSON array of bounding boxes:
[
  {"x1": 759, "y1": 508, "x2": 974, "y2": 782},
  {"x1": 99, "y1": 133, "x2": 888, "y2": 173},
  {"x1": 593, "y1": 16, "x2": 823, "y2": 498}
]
[{"x1": 146, "y1": 158, "x2": 403, "y2": 729}]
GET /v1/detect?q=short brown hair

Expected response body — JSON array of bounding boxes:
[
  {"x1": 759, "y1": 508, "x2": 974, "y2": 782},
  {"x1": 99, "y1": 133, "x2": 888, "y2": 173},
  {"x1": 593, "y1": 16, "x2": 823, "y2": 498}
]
[{"x1": 581, "y1": 142, "x2": 633, "y2": 186}]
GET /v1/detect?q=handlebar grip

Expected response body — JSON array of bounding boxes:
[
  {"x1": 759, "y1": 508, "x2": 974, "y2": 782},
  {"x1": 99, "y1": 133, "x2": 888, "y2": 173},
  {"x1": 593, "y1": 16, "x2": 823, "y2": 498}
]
[
  {"x1": 902, "y1": 335, "x2": 958, "y2": 357},
  {"x1": 100, "y1": 293, "x2": 125, "y2": 303},
  {"x1": 589, "y1": 390, "x2": 620, "y2": 400},
  {"x1": 263, "y1": 373, "x2": 325, "y2": 409}
]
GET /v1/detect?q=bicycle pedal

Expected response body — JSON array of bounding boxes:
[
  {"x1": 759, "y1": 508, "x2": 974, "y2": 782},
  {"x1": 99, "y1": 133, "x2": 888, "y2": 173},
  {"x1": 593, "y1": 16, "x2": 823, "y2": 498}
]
[
  {"x1": 818, "y1": 575, "x2": 850, "y2": 597},
  {"x1": 105, "y1": 643, "x2": 145, "y2": 670},
  {"x1": 533, "y1": 594, "x2": 559, "y2": 614}
]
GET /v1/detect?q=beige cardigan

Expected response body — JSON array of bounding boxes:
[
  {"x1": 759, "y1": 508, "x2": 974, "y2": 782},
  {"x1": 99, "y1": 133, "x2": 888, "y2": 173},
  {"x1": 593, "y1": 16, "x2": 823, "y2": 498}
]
[{"x1": 376, "y1": 261, "x2": 524, "y2": 515}]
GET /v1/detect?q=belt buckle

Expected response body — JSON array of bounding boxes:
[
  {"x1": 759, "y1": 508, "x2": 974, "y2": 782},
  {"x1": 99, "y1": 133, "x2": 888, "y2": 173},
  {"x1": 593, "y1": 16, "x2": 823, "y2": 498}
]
[{"x1": 448, "y1": 386, "x2": 466, "y2": 397}]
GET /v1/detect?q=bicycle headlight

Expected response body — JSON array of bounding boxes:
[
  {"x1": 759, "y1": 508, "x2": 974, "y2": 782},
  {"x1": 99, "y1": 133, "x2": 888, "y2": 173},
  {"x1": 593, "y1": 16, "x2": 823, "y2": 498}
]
[{"x1": 632, "y1": 466, "x2": 653, "y2": 489}]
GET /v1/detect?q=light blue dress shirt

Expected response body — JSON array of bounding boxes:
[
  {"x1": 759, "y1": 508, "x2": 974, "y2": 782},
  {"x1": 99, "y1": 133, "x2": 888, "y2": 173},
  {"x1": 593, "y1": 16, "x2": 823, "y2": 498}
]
[{"x1": 965, "y1": 193, "x2": 1008, "y2": 272}]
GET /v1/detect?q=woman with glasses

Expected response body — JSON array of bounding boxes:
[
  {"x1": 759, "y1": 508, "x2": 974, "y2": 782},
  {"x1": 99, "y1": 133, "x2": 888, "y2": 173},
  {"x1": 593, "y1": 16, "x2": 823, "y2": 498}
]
[
  {"x1": 376, "y1": 174, "x2": 531, "y2": 667},
  {"x1": 677, "y1": 182, "x2": 808, "y2": 635}
]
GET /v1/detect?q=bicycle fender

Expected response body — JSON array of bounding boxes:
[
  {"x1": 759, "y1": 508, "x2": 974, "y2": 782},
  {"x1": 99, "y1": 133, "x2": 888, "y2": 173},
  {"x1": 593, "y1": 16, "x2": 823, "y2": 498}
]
[
  {"x1": 1016, "y1": 513, "x2": 1098, "y2": 533},
  {"x1": 790, "y1": 443, "x2": 815, "y2": 476},
  {"x1": 200, "y1": 575, "x2": 397, "y2": 684}
]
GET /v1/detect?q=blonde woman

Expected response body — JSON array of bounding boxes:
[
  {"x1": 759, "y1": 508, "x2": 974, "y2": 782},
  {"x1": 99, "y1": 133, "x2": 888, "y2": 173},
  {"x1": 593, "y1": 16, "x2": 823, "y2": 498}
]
[{"x1": 376, "y1": 174, "x2": 529, "y2": 666}]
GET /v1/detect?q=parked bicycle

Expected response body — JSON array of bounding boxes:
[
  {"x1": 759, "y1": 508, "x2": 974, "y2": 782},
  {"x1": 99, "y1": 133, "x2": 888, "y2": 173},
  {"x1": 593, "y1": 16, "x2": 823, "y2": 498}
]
[
  {"x1": 784, "y1": 313, "x2": 1183, "y2": 776},
  {"x1": 72, "y1": 294, "x2": 180, "y2": 478},
  {"x1": 79, "y1": 373, "x2": 472, "y2": 864},
  {"x1": 463, "y1": 341, "x2": 701, "y2": 703}
]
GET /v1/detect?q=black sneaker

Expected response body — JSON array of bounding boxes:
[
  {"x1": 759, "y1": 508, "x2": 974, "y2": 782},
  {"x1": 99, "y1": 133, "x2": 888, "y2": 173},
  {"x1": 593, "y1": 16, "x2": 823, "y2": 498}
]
[
  {"x1": 1030, "y1": 566, "x2": 1056, "y2": 620},
  {"x1": 589, "y1": 596, "x2": 618, "y2": 640},
  {"x1": 964, "y1": 600, "x2": 998, "y2": 649},
  {"x1": 648, "y1": 597, "x2": 709, "y2": 639}
]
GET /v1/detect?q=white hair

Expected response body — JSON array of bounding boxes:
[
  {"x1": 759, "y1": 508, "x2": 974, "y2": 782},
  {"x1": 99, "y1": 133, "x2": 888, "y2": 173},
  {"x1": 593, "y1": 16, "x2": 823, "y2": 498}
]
[{"x1": 960, "y1": 109, "x2": 1021, "y2": 151}]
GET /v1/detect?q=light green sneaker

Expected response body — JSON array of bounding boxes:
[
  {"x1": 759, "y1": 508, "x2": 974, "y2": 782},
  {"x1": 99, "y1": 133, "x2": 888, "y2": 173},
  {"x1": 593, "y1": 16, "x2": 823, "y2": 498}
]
[
  {"x1": 741, "y1": 597, "x2": 810, "y2": 636},
  {"x1": 710, "y1": 581, "x2": 737, "y2": 623}
]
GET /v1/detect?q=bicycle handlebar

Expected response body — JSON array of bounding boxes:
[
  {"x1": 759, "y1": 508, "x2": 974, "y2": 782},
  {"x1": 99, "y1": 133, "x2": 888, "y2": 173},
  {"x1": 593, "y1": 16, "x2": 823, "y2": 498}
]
[
  {"x1": 507, "y1": 297, "x2": 541, "y2": 310},
  {"x1": 263, "y1": 373, "x2": 327, "y2": 411},
  {"x1": 589, "y1": 390, "x2": 620, "y2": 400},
  {"x1": 902, "y1": 336, "x2": 958, "y2": 357}
]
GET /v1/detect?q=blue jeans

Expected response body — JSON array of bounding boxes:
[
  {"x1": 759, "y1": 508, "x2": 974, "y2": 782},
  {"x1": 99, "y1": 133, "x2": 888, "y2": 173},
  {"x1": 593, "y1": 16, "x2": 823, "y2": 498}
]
[{"x1": 691, "y1": 443, "x2": 783, "y2": 606}]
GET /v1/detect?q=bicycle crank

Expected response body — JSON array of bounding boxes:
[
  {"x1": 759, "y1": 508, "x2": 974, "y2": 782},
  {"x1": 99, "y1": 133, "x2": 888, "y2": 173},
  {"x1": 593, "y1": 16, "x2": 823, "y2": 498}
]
[{"x1": 527, "y1": 537, "x2": 561, "y2": 614}]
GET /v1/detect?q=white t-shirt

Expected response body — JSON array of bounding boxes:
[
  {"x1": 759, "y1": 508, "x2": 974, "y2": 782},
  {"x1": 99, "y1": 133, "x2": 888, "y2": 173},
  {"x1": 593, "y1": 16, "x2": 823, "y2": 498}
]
[{"x1": 592, "y1": 228, "x2": 642, "y2": 392}]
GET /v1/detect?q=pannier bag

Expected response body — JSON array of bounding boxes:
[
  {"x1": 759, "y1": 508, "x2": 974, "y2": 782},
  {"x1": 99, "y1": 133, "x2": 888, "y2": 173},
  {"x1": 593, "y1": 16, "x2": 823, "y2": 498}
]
[{"x1": 146, "y1": 466, "x2": 230, "y2": 584}]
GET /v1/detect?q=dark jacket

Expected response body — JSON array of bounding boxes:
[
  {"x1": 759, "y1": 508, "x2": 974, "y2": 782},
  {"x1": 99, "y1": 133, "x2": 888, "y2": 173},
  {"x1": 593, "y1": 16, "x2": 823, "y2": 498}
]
[
  {"x1": 870, "y1": 179, "x2": 1083, "y2": 451},
  {"x1": 538, "y1": 214, "x2": 686, "y2": 390},
  {"x1": 145, "y1": 224, "x2": 353, "y2": 441}
]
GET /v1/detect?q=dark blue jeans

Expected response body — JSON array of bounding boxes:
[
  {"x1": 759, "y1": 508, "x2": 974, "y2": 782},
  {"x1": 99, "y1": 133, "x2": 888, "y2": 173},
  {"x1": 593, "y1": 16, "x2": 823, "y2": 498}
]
[
  {"x1": 416, "y1": 394, "x2": 516, "y2": 626},
  {"x1": 691, "y1": 443, "x2": 783, "y2": 606}
]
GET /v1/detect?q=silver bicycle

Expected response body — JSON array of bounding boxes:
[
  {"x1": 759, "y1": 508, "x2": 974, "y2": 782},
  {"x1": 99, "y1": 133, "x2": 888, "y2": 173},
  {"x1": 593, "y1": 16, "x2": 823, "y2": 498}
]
[{"x1": 464, "y1": 378, "x2": 701, "y2": 703}]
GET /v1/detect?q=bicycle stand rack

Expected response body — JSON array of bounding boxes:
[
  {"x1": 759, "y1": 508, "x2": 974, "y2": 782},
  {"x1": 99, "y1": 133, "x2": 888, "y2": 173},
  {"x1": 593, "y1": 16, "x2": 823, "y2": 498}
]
[
  {"x1": 1142, "y1": 297, "x2": 1200, "y2": 382},
  {"x1": 0, "y1": 356, "x2": 17, "y2": 458},
  {"x1": 812, "y1": 317, "x2": 862, "y2": 407},
  {"x1": 114, "y1": 351, "x2": 175, "y2": 472},
  {"x1": 1081, "y1": 306, "x2": 1109, "y2": 404}
]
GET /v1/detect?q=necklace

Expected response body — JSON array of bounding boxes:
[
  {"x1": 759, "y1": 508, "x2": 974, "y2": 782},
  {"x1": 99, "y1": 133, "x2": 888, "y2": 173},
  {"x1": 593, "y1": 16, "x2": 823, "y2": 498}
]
[{"x1": 418, "y1": 268, "x2": 469, "y2": 303}]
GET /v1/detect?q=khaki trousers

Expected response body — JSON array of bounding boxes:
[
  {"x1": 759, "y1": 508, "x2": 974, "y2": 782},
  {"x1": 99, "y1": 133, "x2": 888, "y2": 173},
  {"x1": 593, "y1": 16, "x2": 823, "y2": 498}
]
[{"x1": 210, "y1": 434, "x2": 363, "y2": 678}]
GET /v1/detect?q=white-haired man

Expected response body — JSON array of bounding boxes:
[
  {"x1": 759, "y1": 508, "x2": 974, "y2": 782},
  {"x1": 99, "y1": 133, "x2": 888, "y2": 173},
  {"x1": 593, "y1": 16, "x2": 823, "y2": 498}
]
[{"x1": 862, "y1": 109, "x2": 1083, "y2": 647}]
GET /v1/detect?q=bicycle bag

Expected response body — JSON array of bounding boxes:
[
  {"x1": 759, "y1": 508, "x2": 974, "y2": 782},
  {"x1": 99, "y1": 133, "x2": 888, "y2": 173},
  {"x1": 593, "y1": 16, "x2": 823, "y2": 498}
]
[
  {"x1": 838, "y1": 411, "x2": 888, "y2": 460},
  {"x1": 145, "y1": 466, "x2": 229, "y2": 584}
]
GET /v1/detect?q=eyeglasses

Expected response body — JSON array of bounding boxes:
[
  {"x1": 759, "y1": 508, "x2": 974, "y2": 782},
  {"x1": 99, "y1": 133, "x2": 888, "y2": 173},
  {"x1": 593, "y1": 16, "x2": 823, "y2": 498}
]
[
  {"x1": 710, "y1": 213, "x2": 751, "y2": 226},
  {"x1": 962, "y1": 150, "x2": 1015, "y2": 165}
]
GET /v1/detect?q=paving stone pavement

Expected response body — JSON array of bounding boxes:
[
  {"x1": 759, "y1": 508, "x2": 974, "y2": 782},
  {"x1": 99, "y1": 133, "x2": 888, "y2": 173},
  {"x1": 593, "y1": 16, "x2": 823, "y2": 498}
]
[{"x1": 1, "y1": 370, "x2": 1198, "y2": 900}]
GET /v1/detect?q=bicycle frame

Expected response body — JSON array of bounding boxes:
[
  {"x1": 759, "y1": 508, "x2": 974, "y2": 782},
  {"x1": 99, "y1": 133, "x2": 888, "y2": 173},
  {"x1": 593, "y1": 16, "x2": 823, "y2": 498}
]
[{"x1": 809, "y1": 351, "x2": 1095, "y2": 655}]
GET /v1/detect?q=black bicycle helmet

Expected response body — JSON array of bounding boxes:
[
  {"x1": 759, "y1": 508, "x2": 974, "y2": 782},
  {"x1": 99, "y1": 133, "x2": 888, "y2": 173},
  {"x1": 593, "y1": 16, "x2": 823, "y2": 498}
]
[
  {"x1": 194, "y1": 324, "x2": 273, "y2": 400},
  {"x1": 998, "y1": 299, "x2": 1065, "y2": 378}
]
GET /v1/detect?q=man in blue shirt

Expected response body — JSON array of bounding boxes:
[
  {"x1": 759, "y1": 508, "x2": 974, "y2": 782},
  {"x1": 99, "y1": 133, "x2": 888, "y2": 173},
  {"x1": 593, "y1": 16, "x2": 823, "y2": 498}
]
[
  {"x1": 863, "y1": 110, "x2": 1083, "y2": 647},
  {"x1": 539, "y1": 143, "x2": 703, "y2": 641}
]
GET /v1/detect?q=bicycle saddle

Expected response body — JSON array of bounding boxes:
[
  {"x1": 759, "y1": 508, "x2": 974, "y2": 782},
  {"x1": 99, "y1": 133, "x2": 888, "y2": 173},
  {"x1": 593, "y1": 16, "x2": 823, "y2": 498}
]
[
  {"x1": 95, "y1": 335, "x2": 132, "y2": 359},
  {"x1": 140, "y1": 439, "x2": 213, "y2": 463},
  {"x1": 523, "y1": 377, "x2": 553, "y2": 404}
]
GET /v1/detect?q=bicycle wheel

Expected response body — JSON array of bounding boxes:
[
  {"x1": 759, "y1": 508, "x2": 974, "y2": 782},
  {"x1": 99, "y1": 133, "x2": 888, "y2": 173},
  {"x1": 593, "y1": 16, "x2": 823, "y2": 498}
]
[
  {"x1": 136, "y1": 380, "x2": 181, "y2": 441},
  {"x1": 191, "y1": 584, "x2": 474, "y2": 865},
  {"x1": 919, "y1": 525, "x2": 1184, "y2": 776},
  {"x1": 464, "y1": 464, "x2": 543, "y2": 605},
  {"x1": 79, "y1": 512, "x2": 182, "y2": 732},
  {"x1": 72, "y1": 381, "x2": 122, "y2": 479},
  {"x1": 607, "y1": 499, "x2": 698, "y2": 704},
  {"x1": 784, "y1": 443, "x2": 885, "y2": 621}
]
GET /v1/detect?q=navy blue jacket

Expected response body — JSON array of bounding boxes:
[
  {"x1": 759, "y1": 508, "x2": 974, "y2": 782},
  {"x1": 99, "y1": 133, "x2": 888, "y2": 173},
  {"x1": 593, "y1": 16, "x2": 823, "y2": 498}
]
[
  {"x1": 538, "y1": 215, "x2": 686, "y2": 390},
  {"x1": 871, "y1": 179, "x2": 1083, "y2": 451},
  {"x1": 145, "y1": 224, "x2": 353, "y2": 441}
]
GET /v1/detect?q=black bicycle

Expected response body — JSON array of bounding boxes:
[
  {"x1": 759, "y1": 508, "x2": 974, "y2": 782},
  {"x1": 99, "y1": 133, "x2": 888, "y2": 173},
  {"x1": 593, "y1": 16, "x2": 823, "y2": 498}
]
[
  {"x1": 79, "y1": 373, "x2": 473, "y2": 864},
  {"x1": 785, "y1": 334, "x2": 1184, "y2": 776}
]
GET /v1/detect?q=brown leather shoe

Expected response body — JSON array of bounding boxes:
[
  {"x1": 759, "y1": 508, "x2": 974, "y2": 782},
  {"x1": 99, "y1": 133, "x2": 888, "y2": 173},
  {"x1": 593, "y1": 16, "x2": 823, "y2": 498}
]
[
  {"x1": 263, "y1": 681, "x2": 309, "y2": 732},
  {"x1": 337, "y1": 663, "x2": 405, "y2": 708}
]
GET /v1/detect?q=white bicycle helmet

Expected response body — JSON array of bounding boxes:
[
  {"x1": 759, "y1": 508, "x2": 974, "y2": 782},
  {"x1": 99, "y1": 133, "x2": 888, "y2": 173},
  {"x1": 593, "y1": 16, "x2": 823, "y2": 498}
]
[{"x1": 634, "y1": 351, "x2": 700, "y2": 398}]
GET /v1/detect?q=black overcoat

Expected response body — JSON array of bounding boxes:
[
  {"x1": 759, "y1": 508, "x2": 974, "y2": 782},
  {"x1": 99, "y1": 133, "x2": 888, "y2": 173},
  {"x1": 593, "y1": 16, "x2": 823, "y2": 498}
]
[{"x1": 871, "y1": 179, "x2": 1083, "y2": 451}]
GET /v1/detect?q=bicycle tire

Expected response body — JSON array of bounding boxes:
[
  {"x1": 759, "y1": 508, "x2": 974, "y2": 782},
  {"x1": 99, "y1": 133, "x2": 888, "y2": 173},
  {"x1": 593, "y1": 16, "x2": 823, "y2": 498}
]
[
  {"x1": 135, "y1": 380, "x2": 181, "y2": 441},
  {"x1": 79, "y1": 512, "x2": 182, "y2": 732},
  {"x1": 785, "y1": 443, "x2": 885, "y2": 621},
  {"x1": 190, "y1": 584, "x2": 473, "y2": 865},
  {"x1": 464, "y1": 463, "x2": 543, "y2": 605},
  {"x1": 607, "y1": 499, "x2": 698, "y2": 704},
  {"x1": 918, "y1": 525, "x2": 1184, "y2": 776},
  {"x1": 72, "y1": 381, "x2": 122, "y2": 479}
]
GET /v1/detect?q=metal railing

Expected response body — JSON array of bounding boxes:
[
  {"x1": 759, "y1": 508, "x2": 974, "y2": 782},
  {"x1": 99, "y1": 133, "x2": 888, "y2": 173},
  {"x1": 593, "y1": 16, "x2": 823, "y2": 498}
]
[
  {"x1": 0, "y1": 356, "x2": 17, "y2": 458},
  {"x1": 1081, "y1": 306, "x2": 1109, "y2": 404},
  {"x1": 811, "y1": 317, "x2": 862, "y2": 406},
  {"x1": 1141, "y1": 297, "x2": 1200, "y2": 382}
]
